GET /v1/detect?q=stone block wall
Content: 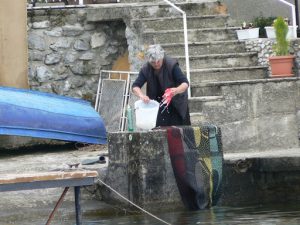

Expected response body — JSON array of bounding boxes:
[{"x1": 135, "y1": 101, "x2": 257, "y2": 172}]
[
  {"x1": 27, "y1": 8, "x2": 128, "y2": 102},
  {"x1": 102, "y1": 131, "x2": 183, "y2": 210},
  {"x1": 199, "y1": 79, "x2": 300, "y2": 153}
]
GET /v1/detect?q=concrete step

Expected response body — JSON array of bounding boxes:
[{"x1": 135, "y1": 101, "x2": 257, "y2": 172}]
[
  {"x1": 189, "y1": 66, "x2": 268, "y2": 83},
  {"x1": 177, "y1": 52, "x2": 258, "y2": 69},
  {"x1": 128, "y1": 1, "x2": 228, "y2": 18},
  {"x1": 143, "y1": 27, "x2": 239, "y2": 44},
  {"x1": 190, "y1": 78, "x2": 272, "y2": 97},
  {"x1": 135, "y1": 15, "x2": 229, "y2": 31},
  {"x1": 188, "y1": 96, "x2": 224, "y2": 113},
  {"x1": 190, "y1": 83, "x2": 222, "y2": 97},
  {"x1": 162, "y1": 40, "x2": 246, "y2": 55}
]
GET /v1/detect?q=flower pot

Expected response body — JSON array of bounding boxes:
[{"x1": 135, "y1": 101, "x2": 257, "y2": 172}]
[
  {"x1": 236, "y1": 28, "x2": 259, "y2": 40},
  {"x1": 265, "y1": 26, "x2": 296, "y2": 39},
  {"x1": 269, "y1": 55, "x2": 295, "y2": 77}
]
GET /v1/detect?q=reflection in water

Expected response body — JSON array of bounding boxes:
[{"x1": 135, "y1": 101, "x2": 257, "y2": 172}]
[{"x1": 83, "y1": 204, "x2": 300, "y2": 225}]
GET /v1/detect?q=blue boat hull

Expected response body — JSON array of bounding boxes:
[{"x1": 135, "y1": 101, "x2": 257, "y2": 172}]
[{"x1": 0, "y1": 86, "x2": 107, "y2": 144}]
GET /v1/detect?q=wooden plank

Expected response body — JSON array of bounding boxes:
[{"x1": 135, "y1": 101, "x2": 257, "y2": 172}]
[{"x1": 0, "y1": 170, "x2": 98, "y2": 185}]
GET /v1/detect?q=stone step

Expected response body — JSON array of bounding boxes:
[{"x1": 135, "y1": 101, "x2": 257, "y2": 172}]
[
  {"x1": 143, "y1": 27, "x2": 239, "y2": 44},
  {"x1": 190, "y1": 83, "x2": 222, "y2": 97},
  {"x1": 189, "y1": 66, "x2": 268, "y2": 83},
  {"x1": 162, "y1": 40, "x2": 246, "y2": 56},
  {"x1": 188, "y1": 96, "x2": 224, "y2": 113},
  {"x1": 128, "y1": 1, "x2": 228, "y2": 18},
  {"x1": 177, "y1": 52, "x2": 258, "y2": 69},
  {"x1": 190, "y1": 78, "x2": 272, "y2": 97},
  {"x1": 87, "y1": 1, "x2": 227, "y2": 22},
  {"x1": 135, "y1": 15, "x2": 229, "y2": 31}
]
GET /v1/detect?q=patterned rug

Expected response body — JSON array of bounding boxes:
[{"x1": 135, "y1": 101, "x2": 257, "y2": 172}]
[{"x1": 166, "y1": 125, "x2": 223, "y2": 210}]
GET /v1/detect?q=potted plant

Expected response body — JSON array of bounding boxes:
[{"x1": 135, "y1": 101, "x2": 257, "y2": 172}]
[
  {"x1": 265, "y1": 17, "x2": 295, "y2": 39},
  {"x1": 269, "y1": 16, "x2": 295, "y2": 77},
  {"x1": 236, "y1": 22, "x2": 259, "y2": 40},
  {"x1": 253, "y1": 15, "x2": 276, "y2": 38}
]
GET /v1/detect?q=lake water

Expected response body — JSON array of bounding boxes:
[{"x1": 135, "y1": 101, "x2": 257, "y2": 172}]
[{"x1": 80, "y1": 203, "x2": 300, "y2": 225}]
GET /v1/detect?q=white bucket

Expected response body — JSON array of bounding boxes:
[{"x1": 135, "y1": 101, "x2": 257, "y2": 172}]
[{"x1": 134, "y1": 100, "x2": 159, "y2": 130}]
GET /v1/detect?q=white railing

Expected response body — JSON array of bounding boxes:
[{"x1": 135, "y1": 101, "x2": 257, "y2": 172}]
[
  {"x1": 162, "y1": 0, "x2": 191, "y2": 98},
  {"x1": 279, "y1": 0, "x2": 297, "y2": 38}
]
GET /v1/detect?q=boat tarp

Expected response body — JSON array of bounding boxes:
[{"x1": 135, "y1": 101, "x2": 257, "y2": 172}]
[{"x1": 0, "y1": 86, "x2": 107, "y2": 144}]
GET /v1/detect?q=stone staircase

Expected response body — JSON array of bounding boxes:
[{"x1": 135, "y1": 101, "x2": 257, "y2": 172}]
[{"x1": 124, "y1": 0, "x2": 269, "y2": 124}]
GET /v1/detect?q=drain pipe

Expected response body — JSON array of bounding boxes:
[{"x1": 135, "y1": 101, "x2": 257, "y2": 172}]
[
  {"x1": 279, "y1": 0, "x2": 297, "y2": 38},
  {"x1": 162, "y1": 0, "x2": 191, "y2": 98}
]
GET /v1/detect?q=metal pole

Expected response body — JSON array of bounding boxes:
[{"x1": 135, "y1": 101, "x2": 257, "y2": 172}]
[
  {"x1": 74, "y1": 186, "x2": 82, "y2": 225},
  {"x1": 279, "y1": 0, "x2": 297, "y2": 38},
  {"x1": 45, "y1": 187, "x2": 70, "y2": 225},
  {"x1": 162, "y1": 0, "x2": 191, "y2": 98},
  {"x1": 295, "y1": 0, "x2": 300, "y2": 36}
]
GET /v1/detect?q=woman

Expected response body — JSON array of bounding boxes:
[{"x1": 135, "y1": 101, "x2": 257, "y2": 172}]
[{"x1": 132, "y1": 44, "x2": 191, "y2": 127}]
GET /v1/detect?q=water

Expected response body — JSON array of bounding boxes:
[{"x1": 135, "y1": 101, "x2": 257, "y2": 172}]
[{"x1": 81, "y1": 204, "x2": 300, "y2": 225}]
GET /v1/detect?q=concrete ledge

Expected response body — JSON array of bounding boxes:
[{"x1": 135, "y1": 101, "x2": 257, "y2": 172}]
[{"x1": 225, "y1": 148, "x2": 300, "y2": 172}]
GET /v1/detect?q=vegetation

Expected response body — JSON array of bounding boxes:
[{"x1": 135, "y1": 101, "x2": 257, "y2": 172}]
[
  {"x1": 273, "y1": 16, "x2": 290, "y2": 56},
  {"x1": 253, "y1": 15, "x2": 277, "y2": 38}
]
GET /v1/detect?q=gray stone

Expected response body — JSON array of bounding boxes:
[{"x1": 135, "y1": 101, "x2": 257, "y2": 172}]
[
  {"x1": 69, "y1": 61, "x2": 99, "y2": 75},
  {"x1": 32, "y1": 21, "x2": 50, "y2": 29},
  {"x1": 49, "y1": 38, "x2": 72, "y2": 51},
  {"x1": 64, "y1": 51, "x2": 78, "y2": 64},
  {"x1": 44, "y1": 27, "x2": 63, "y2": 37},
  {"x1": 28, "y1": 33, "x2": 46, "y2": 51},
  {"x1": 36, "y1": 66, "x2": 53, "y2": 82},
  {"x1": 65, "y1": 13, "x2": 78, "y2": 25},
  {"x1": 62, "y1": 24, "x2": 84, "y2": 36},
  {"x1": 29, "y1": 50, "x2": 44, "y2": 61},
  {"x1": 91, "y1": 32, "x2": 106, "y2": 49},
  {"x1": 28, "y1": 65, "x2": 36, "y2": 80},
  {"x1": 79, "y1": 52, "x2": 94, "y2": 61},
  {"x1": 74, "y1": 38, "x2": 90, "y2": 51},
  {"x1": 84, "y1": 23, "x2": 96, "y2": 31},
  {"x1": 69, "y1": 76, "x2": 85, "y2": 88},
  {"x1": 38, "y1": 83, "x2": 53, "y2": 93},
  {"x1": 45, "y1": 53, "x2": 61, "y2": 65}
]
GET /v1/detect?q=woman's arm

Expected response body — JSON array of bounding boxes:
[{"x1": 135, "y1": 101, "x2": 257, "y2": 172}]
[
  {"x1": 132, "y1": 71, "x2": 150, "y2": 103},
  {"x1": 170, "y1": 64, "x2": 189, "y2": 96}
]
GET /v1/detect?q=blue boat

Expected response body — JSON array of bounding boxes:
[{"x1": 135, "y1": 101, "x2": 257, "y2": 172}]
[{"x1": 0, "y1": 86, "x2": 107, "y2": 144}]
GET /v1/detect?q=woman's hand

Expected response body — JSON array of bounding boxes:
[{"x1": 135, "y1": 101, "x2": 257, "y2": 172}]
[
  {"x1": 140, "y1": 94, "x2": 150, "y2": 103},
  {"x1": 132, "y1": 87, "x2": 150, "y2": 103}
]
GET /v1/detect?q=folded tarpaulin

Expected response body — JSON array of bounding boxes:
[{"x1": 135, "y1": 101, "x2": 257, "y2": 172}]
[
  {"x1": 0, "y1": 86, "x2": 107, "y2": 144},
  {"x1": 166, "y1": 125, "x2": 223, "y2": 210}
]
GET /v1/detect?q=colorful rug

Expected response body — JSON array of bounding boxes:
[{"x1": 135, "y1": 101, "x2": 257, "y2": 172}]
[{"x1": 166, "y1": 125, "x2": 223, "y2": 210}]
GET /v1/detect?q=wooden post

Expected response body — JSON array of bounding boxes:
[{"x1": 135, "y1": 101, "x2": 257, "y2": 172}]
[{"x1": 0, "y1": 0, "x2": 29, "y2": 88}]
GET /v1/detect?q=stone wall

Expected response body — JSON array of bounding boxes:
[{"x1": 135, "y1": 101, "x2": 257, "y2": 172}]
[
  {"x1": 198, "y1": 78, "x2": 300, "y2": 153},
  {"x1": 27, "y1": 8, "x2": 128, "y2": 103}
]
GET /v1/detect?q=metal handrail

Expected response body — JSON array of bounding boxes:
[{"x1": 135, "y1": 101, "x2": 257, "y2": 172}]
[
  {"x1": 279, "y1": 0, "x2": 297, "y2": 38},
  {"x1": 161, "y1": 0, "x2": 191, "y2": 98}
]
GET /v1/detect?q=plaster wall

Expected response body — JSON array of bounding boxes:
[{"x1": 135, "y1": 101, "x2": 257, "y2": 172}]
[
  {"x1": 0, "y1": 0, "x2": 28, "y2": 88},
  {"x1": 222, "y1": 0, "x2": 294, "y2": 25}
]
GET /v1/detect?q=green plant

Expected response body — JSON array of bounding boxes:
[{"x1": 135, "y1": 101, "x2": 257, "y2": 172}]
[
  {"x1": 273, "y1": 16, "x2": 290, "y2": 56},
  {"x1": 253, "y1": 15, "x2": 276, "y2": 38}
]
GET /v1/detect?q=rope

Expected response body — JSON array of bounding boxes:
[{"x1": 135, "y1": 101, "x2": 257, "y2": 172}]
[{"x1": 97, "y1": 178, "x2": 172, "y2": 225}]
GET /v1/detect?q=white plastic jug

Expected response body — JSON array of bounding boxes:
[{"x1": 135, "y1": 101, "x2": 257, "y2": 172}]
[{"x1": 134, "y1": 100, "x2": 159, "y2": 130}]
